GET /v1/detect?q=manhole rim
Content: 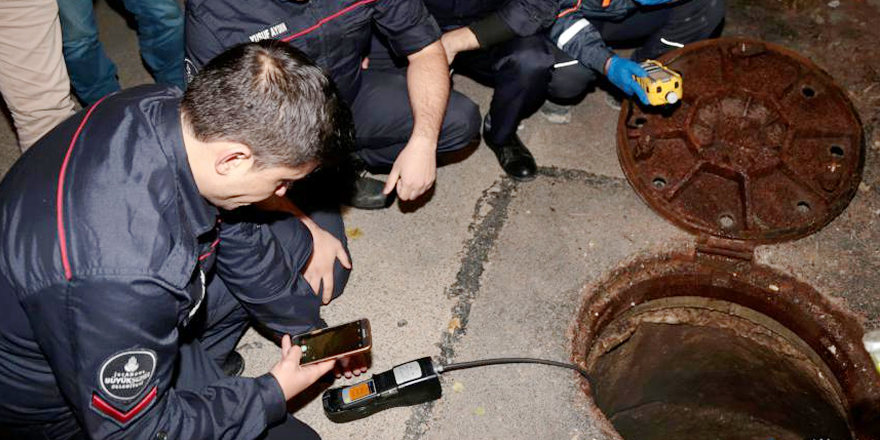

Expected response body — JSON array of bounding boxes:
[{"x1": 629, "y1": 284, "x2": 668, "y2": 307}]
[{"x1": 570, "y1": 251, "x2": 880, "y2": 439}]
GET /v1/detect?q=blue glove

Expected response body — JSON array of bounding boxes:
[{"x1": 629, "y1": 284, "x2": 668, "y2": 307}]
[
  {"x1": 605, "y1": 55, "x2": 650, "y2": 105},
  {"x1": 633, "y1": 0, "x2": 676, "y2": 4}
]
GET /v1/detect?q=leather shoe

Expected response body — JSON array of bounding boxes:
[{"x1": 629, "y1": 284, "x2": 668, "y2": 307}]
[
  {"x1": 222, "y1": 351, "x2": 245, "y2": 377},
  {"x1": 483, "y1": 120, "x2": 536, "y2": 181},
  {"x1": 338, "y1": 154, "x2": 393, "y2": 209},
  {"x1": 345, "y1": 173, "x2": 393, "y2": 210}
]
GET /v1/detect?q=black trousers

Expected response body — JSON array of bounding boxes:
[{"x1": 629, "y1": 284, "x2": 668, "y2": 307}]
[
  {"x1": 182, "y1": 207, "x2": 350, "y2": 440},
  {"x1": 550, "y1": 0, "x2": 727, "y2": 100},
  {"x1": 451, "y1": 34, "x2": 559, "y2": 145},
  {"x1": 350, "y1": 64, "x2": 482, "y2": 169},
  {"x1": 366, "y1": 33, "x2": 571, "y2": 146}
]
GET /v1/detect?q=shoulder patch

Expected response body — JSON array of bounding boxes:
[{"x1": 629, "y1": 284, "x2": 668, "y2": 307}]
[
  {"x1": 91, "y1": 349, "x2": 158, "y2": 426},
  {"x1": 98, "y1": 349, "x2": 157, "y2": 401}
]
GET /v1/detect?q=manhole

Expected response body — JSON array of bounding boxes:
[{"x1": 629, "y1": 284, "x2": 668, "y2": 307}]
[
  {"x1": 571, "y1": 255, "x2": 880, "y2": 440},
  {"x1": 572, "y1": 38, "x2": 879, "y2": 440},
  {"x1": 617, "y1": 38, "x2": 865, "y2": 243}
]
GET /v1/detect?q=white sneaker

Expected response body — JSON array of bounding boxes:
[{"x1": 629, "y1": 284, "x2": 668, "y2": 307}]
[{"x1": 538, "y1": 101, "x2": 572, "y2": 124}]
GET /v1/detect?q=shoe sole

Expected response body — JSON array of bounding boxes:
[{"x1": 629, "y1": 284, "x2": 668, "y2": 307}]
[{"x1": 508, "y1": 173, "x2": 537, "y2": 182}]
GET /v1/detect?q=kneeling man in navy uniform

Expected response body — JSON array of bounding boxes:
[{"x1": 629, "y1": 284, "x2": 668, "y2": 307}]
[{"x1": 0, "y1": 41, "x2": 358, "y2": 440}]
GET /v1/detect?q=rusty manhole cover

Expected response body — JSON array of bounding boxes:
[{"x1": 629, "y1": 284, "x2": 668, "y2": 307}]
[{"x1": 617, "y1": 37, "x2": 865, "y2": 243}]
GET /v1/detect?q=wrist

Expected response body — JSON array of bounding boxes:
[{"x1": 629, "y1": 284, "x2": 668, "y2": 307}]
[
  {"x1": 258, "y1": 373, "x2": 290, "y2": 422},
  {"x1": 604, "y1": 55, "x2": 615, "y2": 75},
  {"x1": 407, "y1": 131, "x2": 439, "y2": 149},
  {"x1": 299, "y1": 216, "x2": 318, "y2": 232}
]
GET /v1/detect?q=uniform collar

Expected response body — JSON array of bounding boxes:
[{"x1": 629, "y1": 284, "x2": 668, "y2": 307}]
[{"x1": 155, "y1": 97, "x2": 220, "y2": 237}]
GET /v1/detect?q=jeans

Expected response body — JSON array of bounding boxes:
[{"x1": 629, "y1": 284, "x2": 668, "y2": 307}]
[{"x1": 57, "y1": 0, "x2": 185, "y2": 105}]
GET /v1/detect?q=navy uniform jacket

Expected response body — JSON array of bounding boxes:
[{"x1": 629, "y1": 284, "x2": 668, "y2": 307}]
[
  {"x1": 549, "y1": 0, "x2": 642, "y2": 71},
  {"x1": 421, "y1": 0, "x2": 558, "y2": 47},
  {"x1": 418, "y1": 0, "x2": 635, "y2": 71},
  {"x1": 185, "y1": 0, "x2": 441, "y2": 104},
  {"x1": 0, "y1": 86, "x2": 322, "y2": 439}
]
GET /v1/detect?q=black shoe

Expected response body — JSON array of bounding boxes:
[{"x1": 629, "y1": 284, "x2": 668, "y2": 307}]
[
  {"x1": 483, "y1": 117, "x2": 537, "y2": 181},
  {"x1": 222, "y1": 351, "x2": 245, "y2": 377},
  {"x1": 345, "y1": 173, "x2": 393, "y2": 209},
  {"x1": 337, "y1": 154, "x2": 393, "y2": 210}
]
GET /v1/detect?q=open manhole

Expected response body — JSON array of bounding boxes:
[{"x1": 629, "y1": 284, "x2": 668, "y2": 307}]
[
  {"x1": 572, "y1": 38, "x2": 879, "y2": 440},
  {"x1": 572, "y1": 256, "x2": 880, "y2": 440}
]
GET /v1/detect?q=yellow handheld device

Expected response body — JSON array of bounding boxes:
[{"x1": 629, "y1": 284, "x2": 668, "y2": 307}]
[{"x1": 634, "y1": 60, "x2": 683, "y2": 106}]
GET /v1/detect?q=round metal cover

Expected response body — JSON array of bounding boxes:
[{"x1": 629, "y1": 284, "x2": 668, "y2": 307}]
[{"x1": 617, "y1": 38, "x2": 865, "y2": 243}]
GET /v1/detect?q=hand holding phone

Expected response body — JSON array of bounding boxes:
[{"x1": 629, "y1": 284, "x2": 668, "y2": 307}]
[
  {"x1": 270, "y1": 334, "x2": 337, "y2": 401},
  {"x1": 289, "y1": 319, "x2": 372, "y2": 366}
]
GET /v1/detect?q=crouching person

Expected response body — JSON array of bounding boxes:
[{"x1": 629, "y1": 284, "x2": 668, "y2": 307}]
[{"x1": 0, "y1": 41, "x2": 358, "y2": 440}]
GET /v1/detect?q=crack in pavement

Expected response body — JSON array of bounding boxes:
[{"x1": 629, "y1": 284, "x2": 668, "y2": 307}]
[{"x1": 402, "y1": 167, "x2": 627, "y2": 440}]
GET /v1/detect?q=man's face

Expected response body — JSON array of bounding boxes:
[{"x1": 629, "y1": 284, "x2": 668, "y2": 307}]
[{"x1": 207, "y1": 162, "x2": 316, "y2": 210}]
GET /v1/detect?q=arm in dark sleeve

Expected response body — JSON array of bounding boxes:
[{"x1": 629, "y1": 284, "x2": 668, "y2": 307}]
[
  {"x1": 372, "y1": 0, "x2": 441, "y2": 57},
  {"x1": 468, "y1": 0, "x2": 558, "y2": 47},
  {"x1": 184, "y1": 6, "x2": 229, "y2": 83},
  {"x1": 548, "y1": 12, "x2": 614, "y2": 72},
  {"x1": 23, "y1": 280, "x2": 287, "y2": 440},
  {"x1": 214, "y1": 210, "x2": 326, "y2": 337}
]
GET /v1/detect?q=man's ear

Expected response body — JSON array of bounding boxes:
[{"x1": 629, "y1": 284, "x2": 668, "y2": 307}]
[{"x1": 214, "y1": 143, "x2": 254, "y2": 176}]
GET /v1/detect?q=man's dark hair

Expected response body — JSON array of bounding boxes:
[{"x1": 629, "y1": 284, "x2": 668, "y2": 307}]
[{"x1": 181, "y1": 41, "x2": 354, "y2": 169}]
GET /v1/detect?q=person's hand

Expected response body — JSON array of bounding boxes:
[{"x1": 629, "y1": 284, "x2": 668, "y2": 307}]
[
  {"x1": 440, "y1": 27, "x2": 480, "y2": 65},
  {"x1": 604, "y1": 55, "x2": 650, "y2": 105},
  {"x1": 252, "y1": 195, "x2": 351, "y2": 303},
  {"x1": 335, "y1": 353, "x2": 369, "y2": 379},
  {"x1": 270, "y1": 334, "x2": 336, "y2": 401},
  {"x1": 382, "y1": 137, "x2": 437, "y2": 201},
  {"x1": 301, "y1": 219, "x2": 351, "y2": 304},
  {"x1": 633, "y1": 0, "x2": 677, "y2": 4}
]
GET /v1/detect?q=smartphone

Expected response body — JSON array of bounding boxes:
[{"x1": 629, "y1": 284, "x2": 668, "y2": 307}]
[{"x1": 290, "y1": 319, "x2": 372, "y2": 366}]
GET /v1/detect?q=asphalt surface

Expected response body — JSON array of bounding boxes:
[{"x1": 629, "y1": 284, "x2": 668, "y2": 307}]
[{"x1": 0, "y1": 1, "x2": 878, "y2": 439}]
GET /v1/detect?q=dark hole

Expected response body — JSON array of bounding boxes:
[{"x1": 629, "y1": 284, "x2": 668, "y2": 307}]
[
  {"x1": 674, "y1": 81, "x2": 679, "y2": 88},
  {"x1": 591, "y1": 308, "x2": 854, "y2": 440},
  {"x1": 802, "y1": 86, "x2": 816, "y2": 98},
  {"x1": 652, "y1": 177, "x2": 667, "y2": 189},
  {"x1": 634, "y1": 117, "x2": 648, "y2": 127},
  {"x1": 797, "y1": 201, "x2": 811, "y2": 213},
  {"x1": 656, "y1": 86, "x2": 662, "y2": 93},
  {"x1": 830, "y1": 145, "x2": 845, "y2": 158}
]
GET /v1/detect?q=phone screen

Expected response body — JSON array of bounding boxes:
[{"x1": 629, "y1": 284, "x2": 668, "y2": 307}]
[{"x1": 292, "y1": 320, "x2": 369, "y2": 365}]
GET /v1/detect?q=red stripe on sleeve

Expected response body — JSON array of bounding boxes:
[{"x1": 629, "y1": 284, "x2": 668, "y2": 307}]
[
  {"x1": 56, "y1": 96, "x2": 107, "y2": 281},
  {"x1": 557, "y1": 0, "x2": 583, "y2": 18},
  {"x1": 91, "y1": 386, "x2": 158, "y2": 425},
  {"x1": 281, "y1": 0, "x2": 379, "y2": 42}
]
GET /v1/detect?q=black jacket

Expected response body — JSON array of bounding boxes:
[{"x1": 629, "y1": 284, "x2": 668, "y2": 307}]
[
  {"x1": 0, "y1": 86, "x2": 322, "y2": 440},
  {"x1": 185, "y1": 0, "x2": 441, "y2": 104},
  {"x1": 549, "y1": 0, "x2": 641, "y2": 71},
  {"x1": 422, "y1": 0, "x2": 558, "y2": 47}
]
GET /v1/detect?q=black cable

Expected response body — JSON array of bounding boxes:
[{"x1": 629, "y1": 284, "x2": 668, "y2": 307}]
[{"x1": 436, "y1": 357, "x2": 593, "y2": 384}]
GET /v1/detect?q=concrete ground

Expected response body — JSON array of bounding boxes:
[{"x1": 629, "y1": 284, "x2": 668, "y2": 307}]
[{"x1": 1, "y1": 1, "x2": 878, "y2": 439}]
